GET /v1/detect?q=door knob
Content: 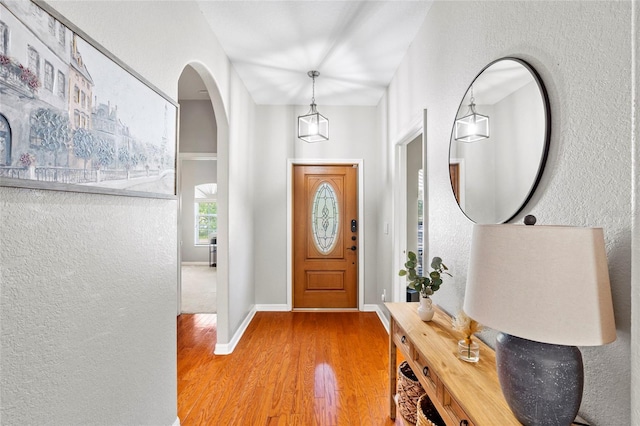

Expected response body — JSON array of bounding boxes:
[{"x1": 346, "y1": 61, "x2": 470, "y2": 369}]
[{"x1": 348, "y1": 246, "x2": 357, "y2": 251}]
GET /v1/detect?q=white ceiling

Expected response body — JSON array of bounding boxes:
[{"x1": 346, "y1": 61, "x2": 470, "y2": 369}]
[{"x1": 191, "y1": 1, "x2": 433, "y2": 106}]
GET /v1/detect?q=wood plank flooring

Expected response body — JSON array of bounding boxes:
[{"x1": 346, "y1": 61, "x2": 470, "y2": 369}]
[{"x1": 177, "y1": 312, "x2": 404, "y2": 426}]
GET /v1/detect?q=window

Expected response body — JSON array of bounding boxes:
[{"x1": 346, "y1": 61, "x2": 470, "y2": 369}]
[
  {"x1": 57, "y1": 22, "x2": 65, "y2": 45},
  {"x1": 74, "y1": 85, "x2": 79, "y2": 103},
  {"x1": 81, "y1": 91, "x2": 86, "y2": 108},
  {"x1": 28, "y1": 46, "x2": 39, "y2": 77},
  {"x1": 0, "y1": 21, "x2": 7, "y2": 56},
  {"x1": 57, "y1": 71, "x2": 65, "y2": 98},
  {"x1": 44, "y1": 61, "x2": 53, "y2": 91},
  {"x1": 195, "y1": 201, "x2": 217, "y2": 245},
  {"x1": 48, "y1": 17, "x2": 55, "y2": 35},
  {"x1": 194, "y1": 183, "x2": 217, "y2": 245},
  {"x1": 74, "y1": 110, "x2": 80, "y2": 128},
  {"x1": 311, "y1": 182, "x2": 339, "y2": 254}
]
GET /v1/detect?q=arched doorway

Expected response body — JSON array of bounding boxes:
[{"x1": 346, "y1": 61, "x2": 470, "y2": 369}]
[
  {"x1": 177, "y1": 65, "x2": 218, "y2": 316},
  {"x1": 0, "y1": 113, "x2": 12, "y2": 166},
  {"x1": 175, "y1": 62, "x2": 230, "y2": 348}
]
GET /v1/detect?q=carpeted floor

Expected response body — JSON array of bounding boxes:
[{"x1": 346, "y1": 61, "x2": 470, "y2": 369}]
[{"x1": 181, "y1": 265, "x2": 217, "y2": 314}]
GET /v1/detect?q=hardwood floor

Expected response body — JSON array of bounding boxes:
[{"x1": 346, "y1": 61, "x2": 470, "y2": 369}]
[{"x1": 177, "y1": 312, "x2": 404, "y2": 425}]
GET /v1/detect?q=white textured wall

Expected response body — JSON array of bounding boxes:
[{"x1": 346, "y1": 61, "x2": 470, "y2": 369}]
[
  {"x1": 1, "y1": 1, "x2": 256, "y2": 424},
  {"x1": 631, "y1": 1, "x2": 639, "y2": 424},
  {"x1": 380, "y1": 1, "x2": 633, "y2": 425},
  {"x1": 253, "y1": 105, "x2": 381, "y2": 306},
  {"x1": 179, "y1": 100, "x2": 217, "y2": 153},
  {"x1": 227, "y1": 72, "x2": 256, "y2": 332},
  {"x1": 252, "y1": 105, "x2": 293, "y2": 305},
  {"x1": 1, "y1": 190, "x2": 177, "y2": 425}
]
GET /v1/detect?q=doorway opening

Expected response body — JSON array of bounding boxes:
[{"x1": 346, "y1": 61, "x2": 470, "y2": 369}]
[
  {"x1": 180, "y1": 163, "x2": 218, "y2": 314},
  {"x1": 178, "y1": 65, "x2": 218, "y2": 317},
  {"x1": 392, "y1": 113, "x2": 427, "y2": 303}
]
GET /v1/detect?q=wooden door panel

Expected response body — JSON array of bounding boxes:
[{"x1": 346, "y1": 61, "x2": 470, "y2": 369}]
[
  {"x1": 306, "y1": 271, "x2": 345, "y2": 290},
  {"x1": 293, "y1": 165, "x2": 357, "y2": 308}
]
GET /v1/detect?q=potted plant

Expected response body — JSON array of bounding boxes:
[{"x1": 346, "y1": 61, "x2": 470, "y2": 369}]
[
  {"x1": 399, "y1": 252, "x2": 450, "y2": 321},
  {"x1": 19, "y1": 152, "x2": 37, "y2": 179}
]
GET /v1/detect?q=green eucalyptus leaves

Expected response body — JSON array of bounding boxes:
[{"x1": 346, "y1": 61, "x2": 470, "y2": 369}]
[{"x1": 399, "y1": 252, "x2": 451, "y2": 297}]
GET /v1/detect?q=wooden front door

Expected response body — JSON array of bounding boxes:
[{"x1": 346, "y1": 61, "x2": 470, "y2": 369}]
[{"x1": 293, "y1": 164, "x2": 358, "y2": 308}]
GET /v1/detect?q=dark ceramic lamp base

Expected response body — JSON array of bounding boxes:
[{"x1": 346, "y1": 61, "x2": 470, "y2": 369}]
[{"x1": 496, "y1": 332, "x2": 583, "y2": 426}]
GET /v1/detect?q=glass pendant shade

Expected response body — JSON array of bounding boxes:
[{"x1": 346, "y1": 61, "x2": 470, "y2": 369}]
[
  {"x1": 298, "y1": 70, "x2": 329, "y2": 143},
  {"x1": 454, "y1": 111, "x2": 490, "y2": 142},
  {"x1": 454, "y1": 86, "x2": 489, "y2": 143},
  {"x1": 298, "y1": 104, "x2": 329, "y2": 143}
]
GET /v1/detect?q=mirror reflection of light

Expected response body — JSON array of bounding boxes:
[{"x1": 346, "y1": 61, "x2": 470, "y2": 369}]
[
  {"x1": 314, "y1": 362, "x2": 338, "y2": 416},
  {"x1": 468, "y1": 122, "x2": 477, "y2": 135}
]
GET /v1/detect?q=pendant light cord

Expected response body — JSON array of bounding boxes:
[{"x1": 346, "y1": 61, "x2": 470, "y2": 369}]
[{"x1": 469, "y1": 86, "x2": 476, "y2": 113}]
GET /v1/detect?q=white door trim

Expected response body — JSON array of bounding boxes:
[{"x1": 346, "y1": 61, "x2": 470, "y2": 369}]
[
  {"x1": 392, "y1": 117, "x2": 424, "y2": 303},
  {"x1": 287, "y1": 158, "x2": 365, "y2": 311}
]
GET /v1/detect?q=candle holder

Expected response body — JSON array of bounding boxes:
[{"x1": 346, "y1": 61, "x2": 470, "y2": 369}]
[{"x1": 458, "y1": 339, "x2": 480, "y2": 363}]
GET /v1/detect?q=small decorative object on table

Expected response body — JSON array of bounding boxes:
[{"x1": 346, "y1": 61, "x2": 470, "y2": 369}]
[
  {"x1": 399, "y1": 252, "x2": 451, "y2": 321},
  {"x1": 452, "y1": 310, "x2": 483, "y2": 362}
]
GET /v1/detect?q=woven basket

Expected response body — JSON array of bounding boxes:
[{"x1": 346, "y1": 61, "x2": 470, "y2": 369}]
[
  {"x1": 397, "y1": 361, "x2": 425, "y2": 425},
  {"x1": 416, "y1": 393, "x2": 446, "y2": 426}
]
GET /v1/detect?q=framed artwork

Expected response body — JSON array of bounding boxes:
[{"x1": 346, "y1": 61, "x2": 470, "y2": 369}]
[{"x1": 0, "y1": 0, "x2": 178, "y2": 198}]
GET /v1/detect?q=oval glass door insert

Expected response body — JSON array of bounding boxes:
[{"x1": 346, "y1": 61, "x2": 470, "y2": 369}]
[{"x1": 312, "y1": 182, "x2": 340, "y2": 254}]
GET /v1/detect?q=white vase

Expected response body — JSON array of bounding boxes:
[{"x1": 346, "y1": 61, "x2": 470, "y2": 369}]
[{"x1": 417, "y1": 295, "x2": 435, "y2": 321}]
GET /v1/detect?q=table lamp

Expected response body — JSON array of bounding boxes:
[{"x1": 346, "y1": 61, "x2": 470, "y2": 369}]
[{"x1": 463, "y1": 222, "x2": 616, "y2": 426}]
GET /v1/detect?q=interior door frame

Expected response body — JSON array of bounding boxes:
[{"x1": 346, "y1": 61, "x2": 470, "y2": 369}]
[
  {"x1": 287, "y1": 158, "x2": 365, "y2": 310},
  {"x1": 392, "y1": 112, "x2": 427, "y2": 303}
]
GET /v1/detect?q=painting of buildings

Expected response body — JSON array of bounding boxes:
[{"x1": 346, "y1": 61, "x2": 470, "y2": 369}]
[{"x1": 0, "y1": 0, "x2": 177, "y2": 196}]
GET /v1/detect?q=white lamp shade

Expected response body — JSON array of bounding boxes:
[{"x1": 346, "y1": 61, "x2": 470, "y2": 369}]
[
  {"x1": 298, "y1": 111, "x2": 329, "y2": 143},
  {"x1": 463, "y1": 224, "x2": 616, "y2": 346},
  {"x1": 454, "y1": 112, "x2": 489, "y2": 142}
]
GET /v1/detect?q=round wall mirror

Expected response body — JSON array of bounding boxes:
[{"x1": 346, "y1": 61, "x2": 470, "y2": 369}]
[{"x1": 449, "y1": 58, "x2": 550, "y2": 224}]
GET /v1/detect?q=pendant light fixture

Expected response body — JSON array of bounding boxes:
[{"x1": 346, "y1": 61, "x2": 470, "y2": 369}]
[
  {"x1": 298, "y1": 70, "x2": 329, "y2": 143},
  {"x1": 454, "y1": 86, "x2": 489, "y2": 143}
]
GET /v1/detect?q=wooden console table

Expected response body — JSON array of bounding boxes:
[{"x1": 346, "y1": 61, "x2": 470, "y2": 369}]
[{"x1": 386, "y1": 302, "x2": 520, "y2": 426}]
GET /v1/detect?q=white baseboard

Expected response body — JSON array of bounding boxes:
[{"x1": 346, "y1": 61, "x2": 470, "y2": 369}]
[
  {"x1": 212, "y1": 303, "x2": 390, "y2": 354},
  {"x1": 368, "y1": 303, "x2": 390, "y2": 333},
  {"x1": 214, "y1": 306, "x2": 256, "y2": 355},
  {"x1": 172, "y1": 416, "x2": 180, "y2": 426},
  {"x1": 255, "y1": 304, "x2": 290, "y2": 311},
  {"x1": 181, "y1": 261, "x2": 209, "y2": 266}
]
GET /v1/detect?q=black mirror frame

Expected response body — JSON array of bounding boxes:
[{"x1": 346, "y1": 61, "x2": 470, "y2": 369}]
[{"x1": 449, "y1": 57, "x2": 551, "y2": 224}]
